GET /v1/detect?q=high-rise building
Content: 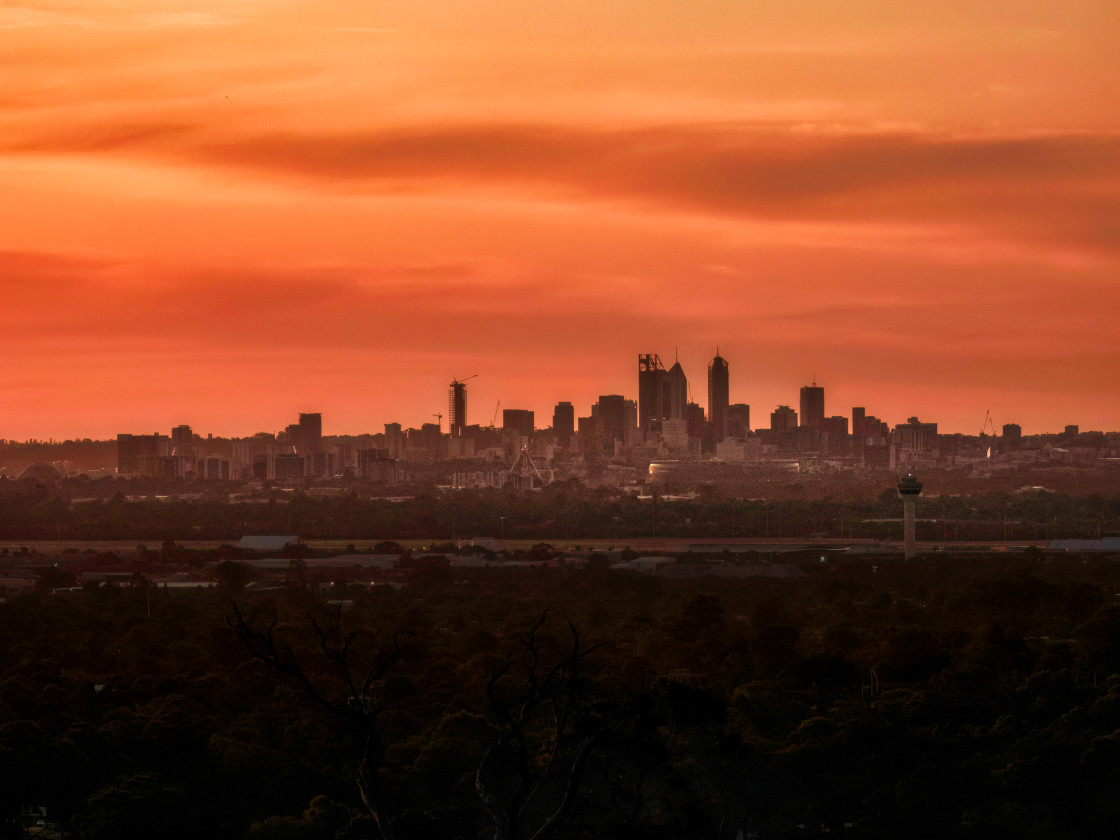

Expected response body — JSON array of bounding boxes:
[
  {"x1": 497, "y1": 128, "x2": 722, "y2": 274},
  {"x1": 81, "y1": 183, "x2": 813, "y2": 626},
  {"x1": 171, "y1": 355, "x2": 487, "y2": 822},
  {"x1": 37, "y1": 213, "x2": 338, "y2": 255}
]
[
  {"x1": 170, "y1": 424, "x2": 193, "y2": 457},
  {"x1": 685, "y1": 401, "x2": 706, "y2": 439},
  {"x1": 117, "y1": 433, "x2": 169, "y2": 475},
  {"x1": 449, "y1": 380, "x2": 468, "y2": 437},
  {"x1": 771, "y1": 405, "x2": 798, "y2": 431},
  {"x1": 799, "y1": 383, "x2": 825, "y2": 430},
  {"x1": 552, "y1": 401, "x2": 575, "y2": 445},
  {"x1": 895, "y1": 417, "x2": 938, "y2": 452},
  {"x1": 592, "y1": 395, "x2": 636, "y2": 447},
  {"x1": 502, "y1": 409, "x2": 535, "y2": 437},
  {"x1": 638, "y1": 353, "x2": 666, "y2": 435},
  {"x1": 852, "y1": 407, "x2": 866, "y2": 438},
  {"x1": 728, "y1": 404, "x2": 750, "y2": 437},
  {"x1": 297, "y1": 413, "x2": 322, "y2": 454},
  {"x1": 664, "y1": 359, "x2": 688, "y2": 421},
  {"x1": 707, "y1": 353, "x2": 729, "y2": 441}
]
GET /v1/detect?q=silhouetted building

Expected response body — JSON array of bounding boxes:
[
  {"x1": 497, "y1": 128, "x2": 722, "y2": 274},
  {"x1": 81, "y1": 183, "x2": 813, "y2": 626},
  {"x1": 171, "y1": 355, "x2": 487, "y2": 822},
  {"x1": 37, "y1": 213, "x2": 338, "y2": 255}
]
[
  {"x1": 576, "y1": 414, "x2": 602, "y2": 453},
  {"x1": 384, "y1": 423, "x2": 403, "y2": 458},
  {"x1": 638, "y1": 353, "x2": 666, "y2": 435},
  {"x1": 202, "y1": 457, "x2": 230, "y2": 480},
  {"x1": 685, "y1": 401, "x2": 706, "y2": 439},
  {"x1": 358, "y1": 449, "x2": 401, "y2": 483},
  {"x1": 552, "y1": 401, "x2": 575, "y2": 445},
  {"x1": 707, "y1": 353, "x2": 729, "y2": 441},
  {"x1": 664, "y1": 359, "x2": 688, "y2": 421},
  {"x1": 274, "y1": 453, "x2": 305, "y2": 481},
  {"x1": 771, "y1": 405, "x2": 797, "y2": 431},
  {"x1": 592, "y1": 395, "x2": 636, "y2": 447},
  {"x1": 449, "y1": 380, "x2": 468, "y2": 437},
  {"x1": 728, "y1": 403, "x2": 750, "y2": 437},
  {"x1": 800, "y1": 383, "x2": 824, "y2": 430},
  {"x1": 502, "y1": 409, "x2": 535, "y2": 437},
  {"x1": 117, "y1": 433, "x2": 169, "y2": 476},
  {"x1": 170, "y1": 424, "x2": 193, "y2": 457},
  {"x1": 895, "y1": 417, "x2": 938, "y2": 452},
  {"x1": 1002, "y1": 423, "x2": 1022, "y2": 450},
  {"x1": 821, "y1": 415, "x2": 849, "y2": 455},
  {"x1": 292, "y1": 413, "x2": 322, "y2": 456},
  {"x1": 1065, "y1": 424, "x2": 1080, "y2": 437}
]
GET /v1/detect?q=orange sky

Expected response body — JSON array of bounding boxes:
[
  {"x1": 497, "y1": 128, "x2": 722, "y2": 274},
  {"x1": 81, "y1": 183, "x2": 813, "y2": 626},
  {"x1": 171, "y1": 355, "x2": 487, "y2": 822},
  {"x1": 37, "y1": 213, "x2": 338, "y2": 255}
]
[{"x1": 3, "y1": 0, "x2": 1119, "y2": 439}]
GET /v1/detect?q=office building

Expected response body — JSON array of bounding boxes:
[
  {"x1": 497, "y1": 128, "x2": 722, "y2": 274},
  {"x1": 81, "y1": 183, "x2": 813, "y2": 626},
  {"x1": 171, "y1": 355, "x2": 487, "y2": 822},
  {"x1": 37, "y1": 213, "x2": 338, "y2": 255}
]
[
  {"x1": 664, "y1": 359, "x2": 688, "y2": 421},
  {"x1": 728, "y1": 403, "x2": 750, "y2": 438},
  {"x1": 707, "y1": 352, "x2": 729, "y2": 441},
  {"x1": 291, "y1": 413, "x2": 322, "y2": 455},
  {"x1": 771, "y1": 405, "x2": 798, "y2": 431},
  {"x1": 800, "y1": 383, "x2": 825, "y2": 430},
  {"x1": 170, "y1": 424, "x2": 194, "y2": 457},
  {"x1": 502, "y1": 409, "x2": 535, "y2": 437},
  {"x1": 552, "y1": 401, "x2": 575, "y2": 445},
  {"x1": 592, "y1": 395, "x2": 636, "y2": 447},
  {"x1": 117, "y1": 433, "x2": 169, "y2": 476},
  {"x1": 638, "y1": 353, "x2": 666, "y2": 435}
]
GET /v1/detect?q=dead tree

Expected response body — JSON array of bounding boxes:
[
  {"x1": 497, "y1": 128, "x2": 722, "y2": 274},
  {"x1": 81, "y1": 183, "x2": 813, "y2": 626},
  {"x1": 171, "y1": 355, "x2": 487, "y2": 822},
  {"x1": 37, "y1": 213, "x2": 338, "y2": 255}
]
[
  {"x1": 475, "y1": 612, "x2": 603, "y2": 840},
  {"x1": 227, "y1": 601, "x2": 409, "y2": 840}
]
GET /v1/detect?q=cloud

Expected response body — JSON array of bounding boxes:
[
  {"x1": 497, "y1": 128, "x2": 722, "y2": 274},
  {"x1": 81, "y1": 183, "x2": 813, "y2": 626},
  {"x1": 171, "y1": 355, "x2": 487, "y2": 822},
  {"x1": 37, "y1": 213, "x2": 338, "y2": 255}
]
[{"x1": 9, "y1": 119, "x2": 1117, "y2": 257}]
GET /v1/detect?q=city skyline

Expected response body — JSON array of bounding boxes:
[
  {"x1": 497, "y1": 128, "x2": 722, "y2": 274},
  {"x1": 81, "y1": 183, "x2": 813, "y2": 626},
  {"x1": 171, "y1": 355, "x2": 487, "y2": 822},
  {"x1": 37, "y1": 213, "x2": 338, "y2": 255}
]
[
  {"x1": 12, "y1": 355, "x2": 1105, "y2": 444},
  {"x1": 3, "y1": 1, "x2": 1119, "y2": 440}
]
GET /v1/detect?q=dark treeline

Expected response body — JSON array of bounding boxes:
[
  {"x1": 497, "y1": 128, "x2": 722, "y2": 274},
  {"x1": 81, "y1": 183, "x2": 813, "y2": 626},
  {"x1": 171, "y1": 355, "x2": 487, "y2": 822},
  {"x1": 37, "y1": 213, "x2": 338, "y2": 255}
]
[
  {"x1": 1, "y1": 479, "x2": 1117, "y2": 542},
  {"x1": 5, "y1": 553, "x2": 1120, "y2": 838}
]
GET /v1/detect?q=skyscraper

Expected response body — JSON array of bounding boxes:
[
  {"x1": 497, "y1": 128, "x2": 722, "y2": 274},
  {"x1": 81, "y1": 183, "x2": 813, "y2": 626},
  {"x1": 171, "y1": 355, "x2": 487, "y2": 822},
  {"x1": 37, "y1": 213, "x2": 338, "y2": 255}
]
[
  {"x1": 637, "y1": 353, "x2": 666, "y2": 435},
  {"x1": 502, "y1": 409, "x2": 535, "y2": 437},
  {"x1": 771, "y1": 405, "x2": 797, "y2": 431},
  {"x1": 707, "y1": 352, "x2": 729, "y2": 441},
  {"x1": 799, "y1": 382, "x2": 825, "y2": 430},
  {"x1": 552, "y1": 401, "x2": 575, "y2": 445},
  {"x1": 592, "y1": 395, "x2": 636, "y2": 446},
  {"x1": 449, "y1": 380, "x2": 468, "y2": 437},
  {"x1": 664, "y1": 359, "x2": 688, "y2": 421},
  {"x1": 297, "y1": 413, "x2": 322, "y2": 454}
]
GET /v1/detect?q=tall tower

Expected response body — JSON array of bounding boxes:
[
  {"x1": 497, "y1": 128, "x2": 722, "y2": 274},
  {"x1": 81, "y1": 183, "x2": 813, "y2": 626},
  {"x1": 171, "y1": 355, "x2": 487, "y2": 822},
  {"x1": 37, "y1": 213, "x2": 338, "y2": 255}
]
[
  {"x1": 707, "y1": 352, "x2": 729, "y2": 441},
  {"x1": 664, "y1": 359, "x2": 688, "y2": 421},
  {"x1": 552, "y1": 401, "x2": 575, "y2": 445},
  {"x1": 799, "y1": 382, "x2": 825, "y2": 430},
  {"x1": 638, "y1": 354, "x2": 666, "y2": 435},
  {"x1": 897, "y1": 473, "x2": 923, "y2": 560},
  {"x1": 449, "y1": 380, "x2": 468, "y2": 437},
  {"x1": 298, "y1": 413, "x2": 322, "y2": 454}
]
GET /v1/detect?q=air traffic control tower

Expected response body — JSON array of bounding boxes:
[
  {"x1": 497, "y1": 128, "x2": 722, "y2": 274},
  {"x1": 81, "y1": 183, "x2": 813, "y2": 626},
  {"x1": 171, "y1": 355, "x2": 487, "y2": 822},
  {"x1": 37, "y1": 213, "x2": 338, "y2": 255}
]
[{"x1": 897, "y1": 473, "x2": 923, "y2": 559}]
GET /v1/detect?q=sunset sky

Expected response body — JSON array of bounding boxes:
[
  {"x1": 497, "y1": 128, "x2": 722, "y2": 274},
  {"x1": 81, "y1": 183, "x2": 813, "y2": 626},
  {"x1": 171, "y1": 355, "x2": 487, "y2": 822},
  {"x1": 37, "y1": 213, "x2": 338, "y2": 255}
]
[{"x1": 3, "y1": 0, "x2": 1119, "y2": 440}]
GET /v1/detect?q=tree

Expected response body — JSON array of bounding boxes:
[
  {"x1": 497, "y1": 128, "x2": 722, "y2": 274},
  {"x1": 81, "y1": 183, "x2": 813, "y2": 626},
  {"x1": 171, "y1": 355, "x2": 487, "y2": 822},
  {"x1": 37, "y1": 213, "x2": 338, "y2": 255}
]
[
  {"x1": 228, "y1": 601, "x2": 410, "y2": 840},
  {"x1": 475, "y1": 612, "x2": 603, "y2": 840}
]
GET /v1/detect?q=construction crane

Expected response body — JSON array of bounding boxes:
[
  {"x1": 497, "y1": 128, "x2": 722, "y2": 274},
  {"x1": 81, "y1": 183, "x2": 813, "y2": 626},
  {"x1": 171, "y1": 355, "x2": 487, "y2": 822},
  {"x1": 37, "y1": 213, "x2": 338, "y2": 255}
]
[
  {"x1": 980, "y1": 409, "x2": 995, "y2": 459},
  {"x1": 980, "y1": 409, "x2": 996, "y2": 437},
  {"x1": 432, "y1": 412, "x2": 443, "y2": 433},
  {"x1": 447, "y1": 375, "x2": 477, "y2": 436},
  {"x1": 491, "y1": 400, "x2": 501, "y2": 428}
]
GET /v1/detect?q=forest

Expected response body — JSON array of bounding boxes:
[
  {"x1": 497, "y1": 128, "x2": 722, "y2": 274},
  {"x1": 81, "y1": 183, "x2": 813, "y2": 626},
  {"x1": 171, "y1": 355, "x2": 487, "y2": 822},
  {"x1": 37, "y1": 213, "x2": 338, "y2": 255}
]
[
  {"x1": 0, "y1": 478, "x2": 1118, "y2": 543},
  {"x1": 4, "y1": 550, "x2": 1120, "y2": 839}
]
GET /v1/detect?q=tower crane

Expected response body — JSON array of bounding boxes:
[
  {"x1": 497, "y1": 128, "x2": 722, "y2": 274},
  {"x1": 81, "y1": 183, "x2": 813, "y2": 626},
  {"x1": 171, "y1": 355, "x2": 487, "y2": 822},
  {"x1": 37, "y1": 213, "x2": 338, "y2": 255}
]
[
  {"x1": 980, "y1": 409, "x2": 995, "y2": 459},
  {"x1": 449, "y1": 373, "x2": 478, "y2": 387},
  {"x1": 432, "y1": 413, "x2": 443, "y2": 433},
  {"x1": 980, "y1": 409, "x2": 996, "y2": 437},
  {"x1": 491, "y1": 400, "x2": 501, "y2": 428}
]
